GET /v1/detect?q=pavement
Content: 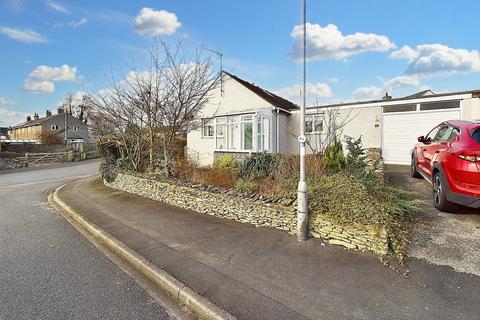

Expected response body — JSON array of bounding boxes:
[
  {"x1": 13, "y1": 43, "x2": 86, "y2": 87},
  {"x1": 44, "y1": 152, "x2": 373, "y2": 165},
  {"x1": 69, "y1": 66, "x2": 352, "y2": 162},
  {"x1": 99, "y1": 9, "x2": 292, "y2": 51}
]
[
  {"x1": 56, "y1": 175, "x2": 480, "y2": 320},
  {"x1": 0, "y1": 160, "x2": 179, "y2": 320},
  {"x1": 385, "y1": 165, "x2": 480, "y2": 277}
]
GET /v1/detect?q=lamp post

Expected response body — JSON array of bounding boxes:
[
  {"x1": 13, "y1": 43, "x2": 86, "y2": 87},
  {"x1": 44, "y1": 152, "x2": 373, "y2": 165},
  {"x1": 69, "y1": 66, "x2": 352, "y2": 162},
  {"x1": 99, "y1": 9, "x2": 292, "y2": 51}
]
[{"x1": 297, "y1": 0, "x2": 308, "y2": 242}]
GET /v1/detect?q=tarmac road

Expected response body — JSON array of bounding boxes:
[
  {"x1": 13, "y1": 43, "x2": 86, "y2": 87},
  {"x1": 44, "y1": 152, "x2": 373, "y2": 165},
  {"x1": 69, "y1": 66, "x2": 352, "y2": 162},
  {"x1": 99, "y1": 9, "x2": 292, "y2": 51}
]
[{"x1": 0, "y1": 161, "x2": 175, "y2": 320}]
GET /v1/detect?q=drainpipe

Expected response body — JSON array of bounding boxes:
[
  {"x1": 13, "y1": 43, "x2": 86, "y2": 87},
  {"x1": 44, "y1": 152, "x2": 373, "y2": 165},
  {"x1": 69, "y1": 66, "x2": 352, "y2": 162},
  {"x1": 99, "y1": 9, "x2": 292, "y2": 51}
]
[{"x1": 276, "y1": 109, "x2": 280, "y2": 153}]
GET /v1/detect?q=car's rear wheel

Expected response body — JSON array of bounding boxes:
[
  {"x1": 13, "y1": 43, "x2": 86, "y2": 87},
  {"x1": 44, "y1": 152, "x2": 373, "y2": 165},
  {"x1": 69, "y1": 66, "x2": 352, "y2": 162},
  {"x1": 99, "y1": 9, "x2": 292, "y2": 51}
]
[
  {"x1": 411, "y1": 154, "x2": 421, "y2": 178},
  {"x1": 433, "y1": 172, "x2": 456, "y2": 212}
]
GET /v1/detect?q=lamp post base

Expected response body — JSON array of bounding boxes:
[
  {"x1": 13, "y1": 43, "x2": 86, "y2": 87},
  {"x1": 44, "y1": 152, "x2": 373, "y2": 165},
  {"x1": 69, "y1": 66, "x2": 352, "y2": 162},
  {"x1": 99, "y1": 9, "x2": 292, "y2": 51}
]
[{"x1": 297, "y1": 180, "x2": 308, "y2": 242}]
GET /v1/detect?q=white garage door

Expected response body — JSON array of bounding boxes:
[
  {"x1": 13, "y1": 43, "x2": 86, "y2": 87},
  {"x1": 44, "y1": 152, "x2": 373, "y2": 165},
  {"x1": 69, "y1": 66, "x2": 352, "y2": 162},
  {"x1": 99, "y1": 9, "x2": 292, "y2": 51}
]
[{"x1": 382, "y1": 109, "x2": 461, "y2": 165}]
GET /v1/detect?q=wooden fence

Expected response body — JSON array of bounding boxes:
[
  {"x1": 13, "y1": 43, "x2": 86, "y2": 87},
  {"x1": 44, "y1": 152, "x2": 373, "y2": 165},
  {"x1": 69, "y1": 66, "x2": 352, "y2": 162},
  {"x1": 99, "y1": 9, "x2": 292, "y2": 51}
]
[{"x1": 24, "y1": 151, "x2": 73, "y2": 165}]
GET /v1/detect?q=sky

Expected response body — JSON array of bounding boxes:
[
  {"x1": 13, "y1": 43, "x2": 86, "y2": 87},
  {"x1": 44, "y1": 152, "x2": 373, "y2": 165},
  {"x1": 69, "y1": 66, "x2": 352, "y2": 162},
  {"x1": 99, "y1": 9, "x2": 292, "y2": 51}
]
[{"x1": 1, "y1": 0, "x2": 480, "y2": 126}]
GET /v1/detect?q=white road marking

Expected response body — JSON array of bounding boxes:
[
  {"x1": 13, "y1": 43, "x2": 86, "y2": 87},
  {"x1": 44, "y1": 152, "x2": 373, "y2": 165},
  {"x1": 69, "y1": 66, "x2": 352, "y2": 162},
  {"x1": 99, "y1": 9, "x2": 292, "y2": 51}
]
[{"x1": 0, "y1": 174, "x2": 93, "y2": 190}]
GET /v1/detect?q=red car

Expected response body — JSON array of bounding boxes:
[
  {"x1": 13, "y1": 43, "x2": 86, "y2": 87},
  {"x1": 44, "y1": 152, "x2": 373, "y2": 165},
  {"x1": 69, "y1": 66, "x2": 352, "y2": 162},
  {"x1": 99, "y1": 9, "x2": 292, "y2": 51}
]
[{"x1": 411, "y1": 120, "x2": 480, "y2": 211}]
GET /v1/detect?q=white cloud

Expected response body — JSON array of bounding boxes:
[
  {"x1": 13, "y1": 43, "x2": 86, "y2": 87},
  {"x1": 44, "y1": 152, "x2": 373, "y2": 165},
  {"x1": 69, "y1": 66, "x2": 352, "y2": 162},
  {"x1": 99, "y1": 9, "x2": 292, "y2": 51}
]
[
  {"x1": 54, "y1": 18, "x2": 88, "y2": 28},
  {"x1": 389, "y1": 45, "x2": 419, "y2": 61},
  {"x1": 23, "y1": 64, "x2": 82, "y2": 93},
  {"x1": 134, "y1": 8, "x2": 181, "y2": 37},
  {"x1": 275, "y1": 82, "x2": 333, "y2": 104},
  {"x1": 45, "y1": 1, "x2": 69, "y2": 14},
  {"x1": 71, "y1": 18, "x2": 87, "y2": 27},
  {"x1": 383, "y1": 75, "x2": 421, "y2": 88},
  {"x1": 353, "y1": 86, "x2": 384, "y2": 100},
  {"x1": 290, "y1": 23, "x2": 395, "y2": 62},
  {"x1": 353, "y1": 74, "x2": 422, "y2": 100},
  {"x1": 0, "y1": 97, "x2": 16, "y2": 106},
  {"x1": 0, "y1": 27, "x2": 47, "y2": 43},
  {"x1": 0, "y1": 107, "x2": 29, "y2": 127},
  {"x1": 391, "y1": 44, "x2": 480, "y2": 75}
]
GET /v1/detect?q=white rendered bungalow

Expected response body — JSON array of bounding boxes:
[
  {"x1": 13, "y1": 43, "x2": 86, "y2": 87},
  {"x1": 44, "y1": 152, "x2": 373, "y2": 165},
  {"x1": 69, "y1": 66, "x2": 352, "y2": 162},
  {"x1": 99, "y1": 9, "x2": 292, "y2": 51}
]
[{"x1": 187, "y1": 72, "x2": 299, "y2": 166}]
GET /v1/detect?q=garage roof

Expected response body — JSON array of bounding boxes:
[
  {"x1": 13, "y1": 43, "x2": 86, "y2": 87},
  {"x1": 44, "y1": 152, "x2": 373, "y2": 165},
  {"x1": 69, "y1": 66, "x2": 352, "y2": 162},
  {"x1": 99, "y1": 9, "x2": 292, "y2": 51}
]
[{"x1": 309, "y1": 88, "x2": 480, "y2": 110}]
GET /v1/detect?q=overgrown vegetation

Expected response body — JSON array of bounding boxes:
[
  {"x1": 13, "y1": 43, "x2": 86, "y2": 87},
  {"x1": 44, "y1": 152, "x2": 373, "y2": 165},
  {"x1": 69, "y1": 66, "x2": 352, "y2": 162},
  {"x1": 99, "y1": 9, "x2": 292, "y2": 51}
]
[
  {"x1": 38, "y1": 131, "x2": 63, "y2": 144},
  {"x1": 98, "y1": 141, "x2": 121, "y2": 182},
  {"x1": 309, "y1": 137, "x2": 420, "y2": 261}
]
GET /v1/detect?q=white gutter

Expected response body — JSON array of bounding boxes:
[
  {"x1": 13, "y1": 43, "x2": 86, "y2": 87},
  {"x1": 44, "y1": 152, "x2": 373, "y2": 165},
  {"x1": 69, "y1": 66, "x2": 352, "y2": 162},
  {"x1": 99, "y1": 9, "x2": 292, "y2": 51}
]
[{"x1": 301, "y1": 93, "x2": 474, "y2": 112}]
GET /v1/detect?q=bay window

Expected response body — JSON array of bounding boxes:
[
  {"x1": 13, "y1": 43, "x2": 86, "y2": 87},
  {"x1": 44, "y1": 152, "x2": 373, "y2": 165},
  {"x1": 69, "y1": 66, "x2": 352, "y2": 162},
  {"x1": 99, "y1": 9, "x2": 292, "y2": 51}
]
[{"x1": 210, "y1": 113, "x2": 271, "y2": 152}]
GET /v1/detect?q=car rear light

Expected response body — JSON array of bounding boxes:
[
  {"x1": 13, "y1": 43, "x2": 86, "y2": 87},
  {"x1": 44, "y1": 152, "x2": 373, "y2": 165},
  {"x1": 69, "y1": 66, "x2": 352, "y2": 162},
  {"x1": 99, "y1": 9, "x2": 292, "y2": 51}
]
[
  {"x1": 455, "y1": 150, "x2": 480, "y2": 162},
  {"x1": 458, "y1": 155, "x2": 480, "y2": 162}
]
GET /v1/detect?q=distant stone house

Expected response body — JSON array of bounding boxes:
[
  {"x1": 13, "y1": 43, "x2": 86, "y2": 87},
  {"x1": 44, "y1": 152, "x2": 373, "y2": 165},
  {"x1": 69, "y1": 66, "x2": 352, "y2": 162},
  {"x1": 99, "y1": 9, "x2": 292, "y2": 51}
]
[{"x1": 7, "y1": 109, "x2": 90, "y2": 144}]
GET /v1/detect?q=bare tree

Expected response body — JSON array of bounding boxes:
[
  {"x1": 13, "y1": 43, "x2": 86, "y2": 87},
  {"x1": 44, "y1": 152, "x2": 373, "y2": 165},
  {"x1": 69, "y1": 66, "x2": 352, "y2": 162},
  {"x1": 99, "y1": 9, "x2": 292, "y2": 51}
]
[
  {"x1": 90, "y1": 40, "x2": 218, "y2": 173},
  {"x1": 60, "y1": 92, "x2": 93, "y2": 123},
  {"x1": 288, "y1": 104, "x2": 355, "y2": 155}
]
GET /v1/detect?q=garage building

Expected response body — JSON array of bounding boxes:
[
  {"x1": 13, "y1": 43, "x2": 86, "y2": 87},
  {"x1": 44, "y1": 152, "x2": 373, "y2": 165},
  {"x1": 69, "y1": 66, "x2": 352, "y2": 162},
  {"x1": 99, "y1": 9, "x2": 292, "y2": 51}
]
[{"x1": 303, "y1": 89, "x2": 480, "y2": 165}]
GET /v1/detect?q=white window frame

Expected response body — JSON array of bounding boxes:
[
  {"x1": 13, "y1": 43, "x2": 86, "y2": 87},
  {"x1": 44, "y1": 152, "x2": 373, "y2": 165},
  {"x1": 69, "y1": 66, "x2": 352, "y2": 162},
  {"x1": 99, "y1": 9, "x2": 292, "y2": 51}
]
[
  {"x1": 306, "y1": 114, "x2": 323, "y2": 134},
  {"x1": 201, "y1": 118, "x2": 214, "y2": 138},
  {"x1": 214, "y1": 112, "x2": 271, "y2": 153},
  {"x1": 51, "y1": 124, "x2": 58, "y2": 131}
]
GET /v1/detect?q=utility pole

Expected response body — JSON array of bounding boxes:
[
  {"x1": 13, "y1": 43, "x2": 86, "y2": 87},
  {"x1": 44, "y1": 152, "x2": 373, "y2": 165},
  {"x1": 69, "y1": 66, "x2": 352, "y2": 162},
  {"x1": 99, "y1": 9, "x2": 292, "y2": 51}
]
[
  {"x1": 64, "y1": 109, "x2": 68, "y2": 144},
  {"x1": 297, "y1": 0, "x2": 308, "y2": 242}
]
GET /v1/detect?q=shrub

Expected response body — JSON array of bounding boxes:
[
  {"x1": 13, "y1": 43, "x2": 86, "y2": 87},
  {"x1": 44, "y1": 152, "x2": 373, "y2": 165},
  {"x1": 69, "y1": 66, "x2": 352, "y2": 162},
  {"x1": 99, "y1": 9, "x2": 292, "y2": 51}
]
[
  {"x1": 38, "y1": 131, "x2": 63, "y2": 144},
  {"x1": 194, "y1": 167, "x2": 238, "y2": 188},
  {"x1": 234, "y1": 178, "x2": 254, "y2": 193},
  {"x1": 323, "y1": 139, "x2": 345, "y2": 174},
  {"x1": 213, "y1": 154, "x2": 239, "y2": 173},
  {"x1": 97, "y1": 141, "x2": 120, "y2": 182},
  {"x1": 240, "y1": 152, "x2": 280, "y2": 179}
]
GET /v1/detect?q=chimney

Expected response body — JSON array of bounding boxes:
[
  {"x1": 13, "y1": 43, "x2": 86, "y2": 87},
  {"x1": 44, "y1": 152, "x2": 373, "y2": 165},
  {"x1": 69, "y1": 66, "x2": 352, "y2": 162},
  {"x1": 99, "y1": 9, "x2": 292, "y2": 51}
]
[
  {"x1": 27, "y1": 116, "x2": 32, "y2": 122},
  {"x1": 33, "y1": 113, "x2": 39, "y2": 120},
  {"x1": 46, "y1": 110, "x2": 52, "y2": 117},
  {"x1": 57, "y1": 107, "x2": 64, "y2": 114},
  {"x1": 383, "y1": 92, "x2": 392, "y2": 101}
]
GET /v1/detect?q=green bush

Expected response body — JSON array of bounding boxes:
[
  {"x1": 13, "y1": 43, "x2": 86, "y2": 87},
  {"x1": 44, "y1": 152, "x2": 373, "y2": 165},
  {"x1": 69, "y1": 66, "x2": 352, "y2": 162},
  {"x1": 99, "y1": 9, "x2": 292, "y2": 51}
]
[
  {"x1": 311, "y1": 137, "x2": 420, "y2": 261},
  {"x1": 213, "y1": 154, "x2": 239, "y2": 173},
  {"x1": 97, "y1": 142, "x2": 120, "y2": 182},
  {"x1": 323, "y1": 139, "x2": 345, "y2": 174},
  {"x1": 234, "y1": 178, "x2": 255, "y2": 193},
  {"x1": 240, "y1": 152, "x2": 280, "y2": 179}
]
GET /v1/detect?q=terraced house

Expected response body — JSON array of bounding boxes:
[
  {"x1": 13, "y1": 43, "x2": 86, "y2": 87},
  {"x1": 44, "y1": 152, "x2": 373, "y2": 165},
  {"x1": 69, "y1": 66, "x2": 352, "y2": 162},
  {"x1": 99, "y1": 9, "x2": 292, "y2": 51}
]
[{"x1": 7, "y1": 108, "x2": 90, "y2": 144}]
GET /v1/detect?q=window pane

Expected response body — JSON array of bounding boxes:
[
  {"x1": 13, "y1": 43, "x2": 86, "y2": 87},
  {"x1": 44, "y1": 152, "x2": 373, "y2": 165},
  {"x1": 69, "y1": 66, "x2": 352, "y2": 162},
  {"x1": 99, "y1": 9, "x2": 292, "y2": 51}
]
[
  {"x1": 425, "y1": 126, "x2": 440, "y2": 142},
  {"x1": 241, "y1": 115, "x2": 253, "y2": 121},
  {"x1": 383, "y1": 104, "x2": 417, "y2": 113},
  {"x1": 216, "y1": 124, "x2": 226, "y2": 149},
  {"x1": 202, "y1": 119, "x2": 214, "y2": 137},
  {"x1": 227, "y1": 123, "x2": 240, "y2": 150},
  {"x1": 305, "y1": 116, "x2": 313, "y2": 134},
  {"x1": 263, "y1": 118, "x2": 270, "y2": 151},
  {"x1": 436, "y1": 126, "x2": 453, "y2": 141},
  {"x1": 243, "y1": 122, "x2": 253, "y2": 150},
  {"x1": 420, "y1": 101, "x2": 460, "y2": 111},
  {"x1": 216, "y1": 117, "x2": 226, "y2": 124},
  {"x1": 314, "y1": 116, "x2": 323, "y2": 132},
  {"x1": 257, "y1": 119, "x2": 262, "y2": 151}
]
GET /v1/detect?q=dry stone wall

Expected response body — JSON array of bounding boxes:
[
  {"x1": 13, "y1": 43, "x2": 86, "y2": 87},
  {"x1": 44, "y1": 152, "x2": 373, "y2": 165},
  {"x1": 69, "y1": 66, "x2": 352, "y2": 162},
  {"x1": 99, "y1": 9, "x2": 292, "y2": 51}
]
[{"x1": 105, "y1": 173, "x2": 388, "y2": 255}]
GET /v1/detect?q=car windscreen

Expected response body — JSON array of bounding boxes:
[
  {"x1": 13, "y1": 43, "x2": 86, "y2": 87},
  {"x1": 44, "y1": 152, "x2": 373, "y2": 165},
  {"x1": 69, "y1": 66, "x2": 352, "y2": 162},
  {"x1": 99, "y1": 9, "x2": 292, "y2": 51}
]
[{"x1": 471, "y1": 127, "x2": 480, "y2": 143}]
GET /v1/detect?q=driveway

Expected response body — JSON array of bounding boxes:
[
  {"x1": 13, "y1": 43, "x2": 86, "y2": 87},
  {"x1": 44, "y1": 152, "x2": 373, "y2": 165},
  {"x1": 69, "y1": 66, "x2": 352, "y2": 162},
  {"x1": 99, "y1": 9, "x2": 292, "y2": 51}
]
[{"x1": 385, "y1": 165, "x2": 480, "y2": 276}]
